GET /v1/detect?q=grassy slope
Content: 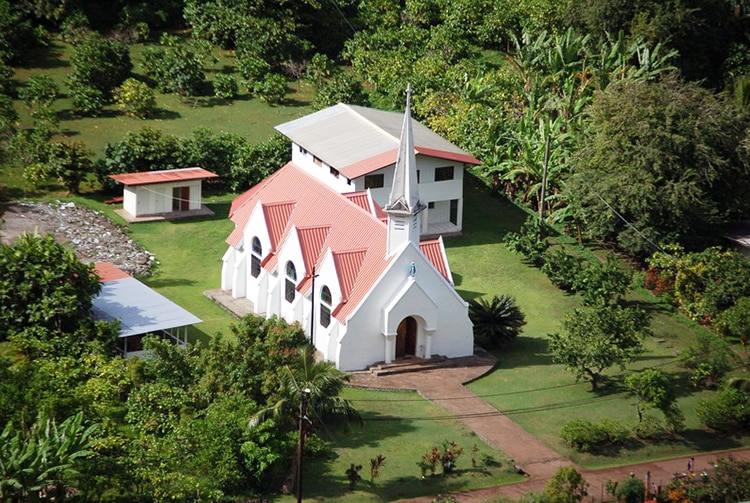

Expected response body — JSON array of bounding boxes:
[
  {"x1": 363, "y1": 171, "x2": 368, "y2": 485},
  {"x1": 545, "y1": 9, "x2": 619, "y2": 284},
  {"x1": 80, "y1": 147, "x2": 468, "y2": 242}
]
[
  {"x1": 454, "y1": 176, "x2": 750, "y2": 469},
  {"x1": 5, "y1": 37, "x2": 749, "y2": 494},
  {"x1": 284, "y1": 388, "x2": 524, "y2": 502}
]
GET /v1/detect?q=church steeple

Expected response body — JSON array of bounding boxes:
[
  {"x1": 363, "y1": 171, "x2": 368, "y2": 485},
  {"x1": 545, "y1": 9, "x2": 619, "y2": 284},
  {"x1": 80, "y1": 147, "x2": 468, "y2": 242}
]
[{"x1": 385, "y1": 84, "x2": 426, "y2": 257}]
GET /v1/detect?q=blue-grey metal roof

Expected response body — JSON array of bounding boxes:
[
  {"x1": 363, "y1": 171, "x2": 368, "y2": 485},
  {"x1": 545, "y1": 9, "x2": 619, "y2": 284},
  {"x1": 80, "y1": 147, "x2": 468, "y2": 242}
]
[{"x1": 92, "y1": 277, "x2": 202, "y2": 338}]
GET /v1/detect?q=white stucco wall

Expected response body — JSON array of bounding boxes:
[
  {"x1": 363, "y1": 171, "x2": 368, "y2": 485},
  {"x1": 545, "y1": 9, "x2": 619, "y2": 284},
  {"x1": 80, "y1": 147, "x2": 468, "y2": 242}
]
[
  {"x1": 336, "y1": 243, "x2": 473, "y2": 371},
  {"x1": 126, "y1": 180, "x2": 203, "y2": 217}
]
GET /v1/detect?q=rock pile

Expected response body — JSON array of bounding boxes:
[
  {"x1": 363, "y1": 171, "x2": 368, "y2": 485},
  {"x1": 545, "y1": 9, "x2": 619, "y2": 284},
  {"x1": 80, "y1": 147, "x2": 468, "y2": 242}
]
[{"x1": 24, "y1": 201, "x2": 155, "y2": 277}]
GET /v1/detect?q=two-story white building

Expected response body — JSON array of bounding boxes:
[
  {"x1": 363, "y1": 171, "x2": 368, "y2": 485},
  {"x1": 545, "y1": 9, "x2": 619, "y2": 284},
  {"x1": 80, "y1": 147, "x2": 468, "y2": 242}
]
[
  {"x1": 220, "y1": 90, "x2": 474, "y2": 370},
  {"x1": 275, "y1": 103, "x2": 480, "y2": 237}
]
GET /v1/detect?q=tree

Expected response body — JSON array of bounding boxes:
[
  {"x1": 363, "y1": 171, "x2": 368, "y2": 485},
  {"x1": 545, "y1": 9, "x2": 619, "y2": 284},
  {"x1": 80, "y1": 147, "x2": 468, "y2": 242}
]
[
  {"x1": 543, "y1": 466, "x2": 589, "y2": 503},
  {"x1": 0, "y1": 233, "x2": 101, "y2": 342},
  {"x1": 43, "y1": 141, "x2": 94, "y2": 194},
  {"x1": 230, "y1": 133, "x2": 288, "y2": 191},
  {"x1": 68, "y1": 34, "x2": 133, "y2": 113},
  {"x1": 468, "y1": 295, "x2": 526, "y2": 347},
  {"x1": 704, "y1": 455, "x2": 750, "y2": 502},
  {"x1": 625, "y1": 369, "x2": 683, "y2": 432},
  {"x1": 98, "y1": 127, "x2": 186, "y2": 189},
  {"x1": 549, "y1": 305, "x2": 650, "y2": 390},
  {"x1": 113, "y1": 78, "x2": 156, "y2": 118},
  {"x1": 249, "y1": 345, "x2": 360, "y2": 429},
  {"x1": 141, "y1": 44, "x2": 205, "y2": 97},
  {"x1": 18, "y1": 74, "x2": 58, "y2": 121},
  {"x1": 568, "y1": 74, "x2": 750, "y2": 257},
  {"x1": 182, "y1": 127, "x2": 246, "y2": 189},
  {"x1": 0, "y1": 412, "x2": 99, "y2": 501},
  {"x1": 616, "y1": 476, "x2": 646, "y2": 503}
]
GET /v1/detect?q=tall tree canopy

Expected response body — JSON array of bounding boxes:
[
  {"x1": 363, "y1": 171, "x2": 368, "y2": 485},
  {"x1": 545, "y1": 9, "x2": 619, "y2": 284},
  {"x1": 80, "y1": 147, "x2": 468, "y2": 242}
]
[{"x1": 567, "y1": 73, "x2": 750, "y2": 256}]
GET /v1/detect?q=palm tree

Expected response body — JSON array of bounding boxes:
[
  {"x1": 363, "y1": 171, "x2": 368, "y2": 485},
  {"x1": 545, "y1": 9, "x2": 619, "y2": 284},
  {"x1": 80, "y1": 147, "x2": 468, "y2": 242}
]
[
  {"x1": 468, "y1": 295, "x2": 526, "y2": 348},
  {"x1": 249, "y1": 345, "x2": 361, "y2": 429}
]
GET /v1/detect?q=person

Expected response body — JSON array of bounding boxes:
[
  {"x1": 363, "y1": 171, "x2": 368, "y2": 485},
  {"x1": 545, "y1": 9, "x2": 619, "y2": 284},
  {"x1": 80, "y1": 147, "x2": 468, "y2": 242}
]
[{"x1": 687, "y1": 457, "x2": 694, "y2": 473}]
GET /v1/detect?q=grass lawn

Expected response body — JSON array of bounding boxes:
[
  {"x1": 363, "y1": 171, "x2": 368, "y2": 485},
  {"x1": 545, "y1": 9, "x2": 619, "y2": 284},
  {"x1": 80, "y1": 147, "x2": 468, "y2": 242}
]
[
  {"x1": 272, "y1": 388, "x2": 524, "y2": 502},
  {"x1": 452, "y1": 175, "x2": 750, "y2": 470},
  {"x1": 4, "y1": 37, "x2": 749, "y2": 498}
]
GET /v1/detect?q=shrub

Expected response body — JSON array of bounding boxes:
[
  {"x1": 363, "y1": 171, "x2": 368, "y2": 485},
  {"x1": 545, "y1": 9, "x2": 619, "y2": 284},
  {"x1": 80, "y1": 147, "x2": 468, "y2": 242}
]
[
  {"x1": 68, "y1": 83, "x2": 105, "y2": 117},
  {"x1": 541, "y1": 248, "x2": 581, "y2": 291},
  {"x1": 504, "y1": 216, "x2": 549, "y2": 267},
  {"x1": 68, "y1": 34, "x2": 131, "y2": 101},
  {"x1": 574, "y1": 257, "x2": 633, "y2": 306},
  {"x1": 468, "y1": 295, "x2": 526, "y2": 348},
  {"x1": 543, "y1": 466, "x2": 589, "y2": 503},
  {"x1": 696, "y1": 386, "x2": 750, "y2": 432},
  {"x1": 440, "y1": 440, "x2": 463, "y2": 474},
  {"x1": 252, "y1": 74, "x2": 287, "y2": 105},
  {"x1": 679, "y1": 332, "x2": 732, "y2": 389},
  {"x1": 616, "y1": 476, "x2": 645, "y2": 503},
  {"x1": 714, "y1": 296, "x2": 750, "y2": 344},
  {"x1": 213, "y1": 73, "x2": 238, "y2": 100},
  {"x1": 142, "y1": 45, "x2": 205, "y2": 96},
  {"x1": 560, "y1": 419, "x2": 629, "y2": 453},
  {"x1": 114, "y1": 78, "x2": 156, "y2": 119}
]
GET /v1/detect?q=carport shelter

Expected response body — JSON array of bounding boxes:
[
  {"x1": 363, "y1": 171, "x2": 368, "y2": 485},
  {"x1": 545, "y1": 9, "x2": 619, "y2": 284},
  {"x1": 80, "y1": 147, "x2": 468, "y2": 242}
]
[{"x1": 92, "y1": 262, "x2": 201, "y2": 358}]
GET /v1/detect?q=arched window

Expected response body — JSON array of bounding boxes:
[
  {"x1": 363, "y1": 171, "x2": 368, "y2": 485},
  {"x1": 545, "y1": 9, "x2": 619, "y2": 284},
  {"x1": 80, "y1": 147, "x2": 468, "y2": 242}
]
[
  {"x1": 285, "y1": 261, "x2": 296, "y2": 303},
  {"x1": 320, "y1": 285, "x2": 332, "y2": 328},
  {"x1": 250, "y1": 237, "x2": 262, "y2": 278}
]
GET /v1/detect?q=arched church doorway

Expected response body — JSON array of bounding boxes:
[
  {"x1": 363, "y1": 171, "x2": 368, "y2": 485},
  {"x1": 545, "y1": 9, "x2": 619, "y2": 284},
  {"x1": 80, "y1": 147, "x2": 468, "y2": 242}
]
[{"x1": 395, "y1": 316, "x2": 417, "y2": 359}]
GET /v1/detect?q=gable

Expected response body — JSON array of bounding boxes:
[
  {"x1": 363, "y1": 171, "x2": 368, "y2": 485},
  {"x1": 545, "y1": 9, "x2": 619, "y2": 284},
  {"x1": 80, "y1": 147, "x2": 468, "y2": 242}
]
[
  {"x1": 227, "y1": 163, "x2": 460, "y2": 325},
  {"x1": 276, "y1": 104, "x2": 480, "y2": 177}
]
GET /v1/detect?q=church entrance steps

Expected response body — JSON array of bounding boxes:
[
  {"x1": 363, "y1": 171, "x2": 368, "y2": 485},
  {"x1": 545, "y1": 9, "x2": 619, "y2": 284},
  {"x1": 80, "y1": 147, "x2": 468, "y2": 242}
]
[{"x1": 366, "y1": 355, "x2": 454, "y2": 376}]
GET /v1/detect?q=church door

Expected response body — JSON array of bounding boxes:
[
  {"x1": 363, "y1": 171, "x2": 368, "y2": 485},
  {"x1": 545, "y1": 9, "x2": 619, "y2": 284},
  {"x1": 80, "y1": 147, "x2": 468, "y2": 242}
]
[{"x1": 395, "y1": 316, "x2": 417, "y2": 359}]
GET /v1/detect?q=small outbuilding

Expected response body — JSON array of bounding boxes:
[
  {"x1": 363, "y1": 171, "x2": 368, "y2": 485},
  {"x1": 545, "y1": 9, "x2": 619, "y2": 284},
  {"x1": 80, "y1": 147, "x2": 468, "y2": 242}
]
[
  {"x1": 108, "y1": 167, "x2": 218, "y2": 222},
  {"x1": 92, "y1": 262, "x2": 202, "y2": 358}
]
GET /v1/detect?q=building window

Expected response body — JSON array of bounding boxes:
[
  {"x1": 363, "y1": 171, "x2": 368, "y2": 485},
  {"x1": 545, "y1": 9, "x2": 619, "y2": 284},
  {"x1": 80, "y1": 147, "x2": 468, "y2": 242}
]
[
  {"x1": 320, "y1": 285, "x2": 332, "y2": 328},
  {"x1": 364, "y1": 173, "x2": 384, "y2": 189},
  {"x1": 434, "y1": 166, "x2": 454, "y2": 181},
  {"x1": 428, "y1": 201, "x2": 435, "y2": 209},
  {"x1": 299, "y1": 145, "x2": 307, "y2": 154},
  {"x1": 251, "y1": 237, "x2": 262, "y2": 278},
  {"x1": 285, "y1": 261, "x2": 297, "y2": 303},
  {"x1": 313, "y1": 155, "x2": 322, "y2": 166},
  {"x1": 417, "y1": 170, "x2": 420, "y2": 183},
  {"x1": 330, "y1": 166, "x2": 340, "y2": 178}
]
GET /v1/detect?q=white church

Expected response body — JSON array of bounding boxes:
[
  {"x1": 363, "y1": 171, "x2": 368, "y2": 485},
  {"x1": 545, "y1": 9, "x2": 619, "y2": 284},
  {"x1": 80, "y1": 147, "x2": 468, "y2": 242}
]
[{"x1": 221, "y1": 88, "x2": 477, "y2": 371}]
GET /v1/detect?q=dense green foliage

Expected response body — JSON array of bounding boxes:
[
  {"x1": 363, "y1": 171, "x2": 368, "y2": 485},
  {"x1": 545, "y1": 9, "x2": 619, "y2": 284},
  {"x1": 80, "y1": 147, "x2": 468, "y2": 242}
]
[
  {"x1": 549, "y1": 305, "x2": 651, "y2": 390},
  {"x1": 568, "y1": 75, "x2": 750, "y2": 256},
  {"x1": 1, "y1": 0, "x2": 750, "y2": 498},
  {"x1": 0, "y1": 233, "x2": 113, "y2": 356},
  {"x1": 468, "y1": 294, "x2": 526, "y2": 347}
]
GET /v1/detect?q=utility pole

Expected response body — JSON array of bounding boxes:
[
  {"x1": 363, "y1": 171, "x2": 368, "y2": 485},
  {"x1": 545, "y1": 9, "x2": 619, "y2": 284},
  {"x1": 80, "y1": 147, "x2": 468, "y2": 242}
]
[
  {"x1": 538, "y1": 133, "x2": 550, "y2": 241},
  {"x1": 309, "y1": 267, "x2": 317, "y2": 346},
  {"x1": 296, "y1": 388, "x2": 311, "y2": 503}
]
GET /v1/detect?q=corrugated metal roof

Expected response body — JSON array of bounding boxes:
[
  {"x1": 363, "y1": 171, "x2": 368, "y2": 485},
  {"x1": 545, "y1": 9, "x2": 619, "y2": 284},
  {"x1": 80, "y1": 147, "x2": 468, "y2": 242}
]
[
  {"x1": 91, "y1": 264, "x2": 201, "y2": 338},
  {"x1": 109, "y1": 167, "x2": 218, "y2": 186},
  {"x1": 227, "y1": 163, "x2": 454, "y2": 322},
  {"x1": 343, "y1": 191, "x2": 386, "y2": 219},
  {"x1": 275, "y1": 104, "x2": 480, "y2": 178},
  {"x1": 297, "y1": 225, "x2": 330, "y2": 291},
  {"x1": 94, "y1": 262, "x2": 131, "y2": 282},
  {"x1": 420, "y1": 239, "x2": 452, "y2": 284}
]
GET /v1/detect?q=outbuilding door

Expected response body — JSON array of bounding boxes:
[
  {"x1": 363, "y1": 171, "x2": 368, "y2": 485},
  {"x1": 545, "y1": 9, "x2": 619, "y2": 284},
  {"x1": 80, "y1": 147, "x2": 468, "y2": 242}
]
[
  {"x1": 395, "y1": 316, "x2": 417, "y2": 358},
  {"x1": 172, "y1": 186, "x2": 190, "y2": 211}
]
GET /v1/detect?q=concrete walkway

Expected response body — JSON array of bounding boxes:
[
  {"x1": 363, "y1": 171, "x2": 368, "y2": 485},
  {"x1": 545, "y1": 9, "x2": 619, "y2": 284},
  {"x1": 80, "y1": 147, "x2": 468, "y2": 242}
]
[{"x1": 348, "y1": 350, "x2": 750, "y2": 502}]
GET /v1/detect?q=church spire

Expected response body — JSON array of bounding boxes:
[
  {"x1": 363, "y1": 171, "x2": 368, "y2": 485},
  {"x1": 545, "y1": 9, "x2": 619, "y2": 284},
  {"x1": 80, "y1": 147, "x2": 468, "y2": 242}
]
[
  {"x1": 385, "y1": 84, "x2": 426, "y2": 216},
  {"x1": 385, "y1": 84, "x2": 425, "y2": 256}
]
